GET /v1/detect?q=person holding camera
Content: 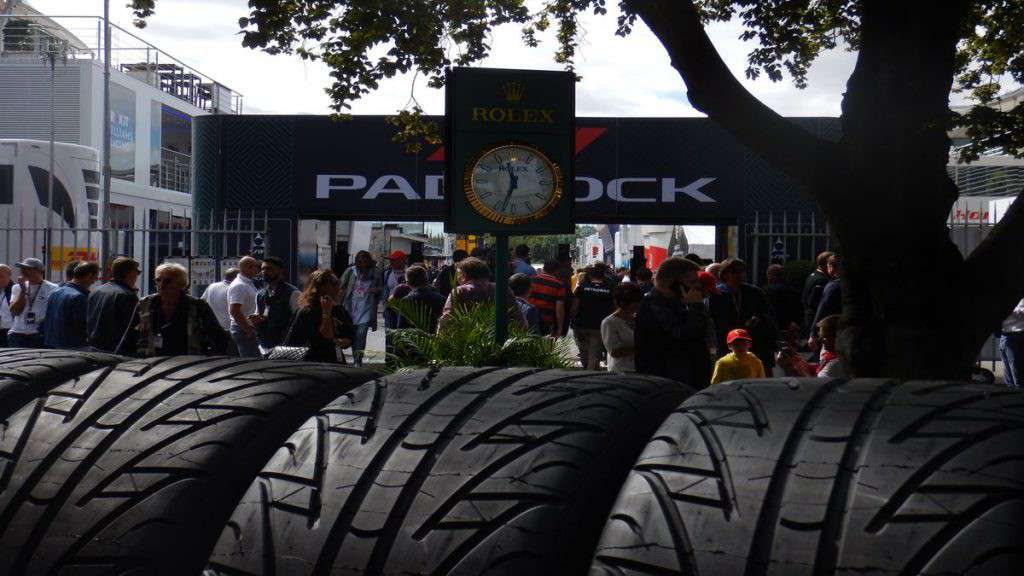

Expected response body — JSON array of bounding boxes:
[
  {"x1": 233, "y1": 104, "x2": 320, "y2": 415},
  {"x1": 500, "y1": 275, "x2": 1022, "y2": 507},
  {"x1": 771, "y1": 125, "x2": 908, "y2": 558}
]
[{"x1": 634, "y1": 257, "x2": 710, "y2": 388}]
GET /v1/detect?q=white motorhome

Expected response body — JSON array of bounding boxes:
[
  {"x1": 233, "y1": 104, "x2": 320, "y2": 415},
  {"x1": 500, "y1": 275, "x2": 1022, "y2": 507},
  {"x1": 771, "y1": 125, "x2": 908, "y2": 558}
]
[
  {"x1": 1, "y1": 138, "x2": 99, "y2": 274},
  {"x1": 0, "y1": 138, "x2": 192, "y2": 281}
]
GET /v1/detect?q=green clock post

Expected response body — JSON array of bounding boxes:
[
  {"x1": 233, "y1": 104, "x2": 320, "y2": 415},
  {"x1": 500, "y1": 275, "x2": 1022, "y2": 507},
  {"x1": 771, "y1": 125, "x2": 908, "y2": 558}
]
[{"x1": 445, "y1": 68, "x2": 575, "y2": 344}]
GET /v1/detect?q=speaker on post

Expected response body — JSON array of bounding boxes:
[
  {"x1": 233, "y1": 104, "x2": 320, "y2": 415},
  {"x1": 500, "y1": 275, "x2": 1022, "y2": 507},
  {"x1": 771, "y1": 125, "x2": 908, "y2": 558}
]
[
  {"x1": 557, "y1": 243, "x2": 571, "y2": 264},
  {"x1": 410, "y1": 243, "x2": 424, "y2": 265},
  {"x1": 332, "y1": 241, "x2": 349, "y2": 276}
]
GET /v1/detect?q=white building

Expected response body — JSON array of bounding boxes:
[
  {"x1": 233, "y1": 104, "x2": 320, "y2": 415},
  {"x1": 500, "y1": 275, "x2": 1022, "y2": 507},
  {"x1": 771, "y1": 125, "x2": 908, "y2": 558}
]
[{"x1": 0, "y1": 2, "x2": 241, "y2": 280}]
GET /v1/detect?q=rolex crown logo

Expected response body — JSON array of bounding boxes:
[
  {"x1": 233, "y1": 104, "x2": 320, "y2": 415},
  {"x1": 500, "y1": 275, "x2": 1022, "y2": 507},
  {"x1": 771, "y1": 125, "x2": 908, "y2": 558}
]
[{"x1": 502, "y1": 81, "x2": 525, "y2": 103}]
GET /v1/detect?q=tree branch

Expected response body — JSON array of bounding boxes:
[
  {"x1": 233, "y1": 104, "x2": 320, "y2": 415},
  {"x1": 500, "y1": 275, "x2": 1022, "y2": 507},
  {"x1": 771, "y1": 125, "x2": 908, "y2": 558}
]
[
  {"x1": 626, "y1": 0, "x2": 839, "y2": 196},
  {"x1": 962, "y1": 192, "x2": 1024, "y2": 359}
]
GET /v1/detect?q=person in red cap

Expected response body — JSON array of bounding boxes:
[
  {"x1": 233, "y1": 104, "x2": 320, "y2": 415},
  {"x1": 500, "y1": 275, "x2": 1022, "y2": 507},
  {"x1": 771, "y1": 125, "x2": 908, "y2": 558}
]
[{"x1": 710, "y1": 328, "x2": 766, "y2": 384}]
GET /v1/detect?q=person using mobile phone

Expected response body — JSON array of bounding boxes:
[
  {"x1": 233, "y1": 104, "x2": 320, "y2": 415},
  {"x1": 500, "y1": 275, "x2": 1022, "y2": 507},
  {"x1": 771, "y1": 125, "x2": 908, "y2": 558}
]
[
  {"x1": 634, "y1": 257, "x2": 712, "y2": 388},
  {"x1": 7, "y1": 258, "x2": 58, "y2": 349},
  {"x1": 283, "y1": 270, "x2": 355, "y2": 364}
]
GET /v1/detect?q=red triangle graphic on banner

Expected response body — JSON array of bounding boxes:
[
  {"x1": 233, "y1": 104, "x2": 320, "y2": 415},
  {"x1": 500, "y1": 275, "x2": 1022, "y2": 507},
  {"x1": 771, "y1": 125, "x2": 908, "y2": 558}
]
[{"x1": 425, "y1": 126, "x2": 608, "y2": 162}]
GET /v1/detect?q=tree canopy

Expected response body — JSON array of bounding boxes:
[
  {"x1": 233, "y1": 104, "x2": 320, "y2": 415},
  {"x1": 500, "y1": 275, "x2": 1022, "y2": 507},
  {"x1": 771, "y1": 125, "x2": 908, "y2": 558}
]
[{"x1": 130, "y1": 0, "x2": 1022, "y2": 161}]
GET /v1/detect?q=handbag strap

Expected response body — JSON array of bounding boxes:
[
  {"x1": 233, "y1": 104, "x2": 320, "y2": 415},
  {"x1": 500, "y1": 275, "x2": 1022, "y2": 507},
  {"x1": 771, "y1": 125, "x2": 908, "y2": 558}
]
[{"x1": 281, "y1": 305, "x2": 316, "y2": 348}]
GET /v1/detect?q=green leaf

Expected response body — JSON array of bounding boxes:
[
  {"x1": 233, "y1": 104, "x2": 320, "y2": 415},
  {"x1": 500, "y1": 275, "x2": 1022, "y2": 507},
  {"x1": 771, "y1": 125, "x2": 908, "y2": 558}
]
[{"x1": 384, "y1": 298, "x2": 574, "y2": 371}]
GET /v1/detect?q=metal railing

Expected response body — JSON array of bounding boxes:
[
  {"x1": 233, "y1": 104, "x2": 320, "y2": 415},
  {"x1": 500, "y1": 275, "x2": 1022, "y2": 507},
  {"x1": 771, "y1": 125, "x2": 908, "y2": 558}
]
[
  {"x1": 1, "y1": 209, "x2": 269, "y2": 295},
  {"x1": 741, "y1": 208, "x2": 1008, "y2": 373},
  {"x1": 155, "y1": 147, "x2": 190, "y2": 194},
  {"x1": 0, "y1": 14, "x2": 243, "y2": 113}
]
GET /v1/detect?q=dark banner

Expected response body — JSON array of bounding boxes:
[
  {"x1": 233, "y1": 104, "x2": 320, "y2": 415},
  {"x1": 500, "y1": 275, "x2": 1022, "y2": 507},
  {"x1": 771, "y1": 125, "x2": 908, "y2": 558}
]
[{"x1": 197, "y1": 114, "x2": 836, "y2": 224}]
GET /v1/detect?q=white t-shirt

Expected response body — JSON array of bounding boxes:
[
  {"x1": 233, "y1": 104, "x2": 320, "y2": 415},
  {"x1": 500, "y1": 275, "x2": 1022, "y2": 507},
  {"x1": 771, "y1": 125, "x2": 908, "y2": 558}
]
[
  {"x1": 226, "y1": 275, "x2": 258, "y2": 329},
  {"x1": 385, "y1": 267, "x2": 405, "y2": 299},
  {"x1": 601, "y1": 314, "x2": 635, "y2": 372},
  {"x1": 1, "y1": 286, "x2": 13, "y2": 330},
  {"x1": 349, "y1": 274, "x2": 375, "y2": 325},
  {"x1": 8, "y1": 280, "x2": 58, "y2": 335},
  {"x1": 201, "y1": 280, "x2": 233, "y2": 331}
]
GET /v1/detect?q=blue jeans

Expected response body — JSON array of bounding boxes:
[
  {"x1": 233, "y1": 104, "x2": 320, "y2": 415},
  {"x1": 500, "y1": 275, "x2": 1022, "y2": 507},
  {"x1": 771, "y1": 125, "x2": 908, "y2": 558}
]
[
  {"x1": 231, "y1": 326, "x2": 261, "y2": 358},
  {"x1": 351, "y1": 323, "x2": 371, "y2": 366},
  {"x1": 1000, "y1": 332, "x2": 1024, "y2": 388},
  {"x1": 6, "y1": 332, "x2": 43, "y2": 348}
]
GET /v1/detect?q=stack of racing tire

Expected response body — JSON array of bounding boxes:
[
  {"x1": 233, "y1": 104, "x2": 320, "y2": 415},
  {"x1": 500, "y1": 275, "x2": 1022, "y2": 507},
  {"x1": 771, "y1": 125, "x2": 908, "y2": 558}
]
[{"x1": 0, "y1": 349, "x2": 1019, "y2": 575}]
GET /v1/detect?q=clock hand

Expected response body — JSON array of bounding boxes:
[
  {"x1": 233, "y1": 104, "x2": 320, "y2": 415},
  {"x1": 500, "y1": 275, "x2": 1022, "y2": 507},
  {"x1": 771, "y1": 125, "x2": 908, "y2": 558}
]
[{"x1": 502, "y1": 163, "x2": 516, "y2": 210}]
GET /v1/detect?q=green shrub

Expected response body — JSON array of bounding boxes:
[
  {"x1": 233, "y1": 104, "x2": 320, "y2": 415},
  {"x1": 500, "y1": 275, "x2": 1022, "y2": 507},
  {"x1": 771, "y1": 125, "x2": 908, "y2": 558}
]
[{"x1": 386, "y1": 298, "x2": 575, "y2": 371}]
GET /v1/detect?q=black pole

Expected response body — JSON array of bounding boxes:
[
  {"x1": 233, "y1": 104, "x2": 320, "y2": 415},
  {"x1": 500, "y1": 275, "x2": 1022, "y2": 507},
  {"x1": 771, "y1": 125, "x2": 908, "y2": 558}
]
[{"x1": 494, "y1": 233, "x2": 509, "y2": 345}]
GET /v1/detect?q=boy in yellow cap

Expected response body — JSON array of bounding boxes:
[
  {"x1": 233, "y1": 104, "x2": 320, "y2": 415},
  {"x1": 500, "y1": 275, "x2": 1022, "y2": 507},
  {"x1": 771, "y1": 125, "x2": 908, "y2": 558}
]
[{"x1": 711, "y1": 328, "x2": 766, "y2": 384}]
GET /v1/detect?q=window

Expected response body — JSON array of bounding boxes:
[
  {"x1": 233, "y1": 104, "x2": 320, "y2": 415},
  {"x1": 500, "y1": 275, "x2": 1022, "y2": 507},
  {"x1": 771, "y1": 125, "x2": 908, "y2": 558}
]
[
  {"x1": 110, "y1": 83, "x2": 137, "y2": 182},
  {"x1": 150, "y1": 103, "x2": 192, "y2": 193},
  {"x1": 109, "y1": 203, "x2": 135, "y2": 259},
  {"x1": 148, "y1": 209, "x2": 192, "y2": 284},
  {"x1": 110, "y1": 203, "x2": 134, "y2": 228},
  {"x1": 27, "y1": 166, "x2": 75, "y2": 228}
]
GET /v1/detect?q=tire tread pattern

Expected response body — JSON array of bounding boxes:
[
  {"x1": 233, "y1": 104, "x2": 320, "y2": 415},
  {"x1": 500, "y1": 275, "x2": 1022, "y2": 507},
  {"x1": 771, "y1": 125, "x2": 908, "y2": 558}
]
[
  {"x1": 591, "y1": 378, "x2": 1024, "y2": 576},
  {"x1": 0, "y1": 355, "x2": 377, "y2": 575},
  {"x1": 209, "y1": 368, "x2": 693, "y2": 576}
]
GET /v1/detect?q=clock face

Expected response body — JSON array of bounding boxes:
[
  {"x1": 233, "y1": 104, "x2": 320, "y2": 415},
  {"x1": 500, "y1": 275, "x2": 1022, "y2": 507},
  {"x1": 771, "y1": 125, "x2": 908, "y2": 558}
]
[{"x1": 464, "y1": 144, "x2": 563, "y2": 225}]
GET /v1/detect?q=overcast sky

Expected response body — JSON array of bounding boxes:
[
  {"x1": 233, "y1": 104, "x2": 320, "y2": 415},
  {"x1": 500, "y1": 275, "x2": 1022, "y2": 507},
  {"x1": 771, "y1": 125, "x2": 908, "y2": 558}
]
[{"x1": 24, "y1": 0, "x2": 879, "y2": 117}]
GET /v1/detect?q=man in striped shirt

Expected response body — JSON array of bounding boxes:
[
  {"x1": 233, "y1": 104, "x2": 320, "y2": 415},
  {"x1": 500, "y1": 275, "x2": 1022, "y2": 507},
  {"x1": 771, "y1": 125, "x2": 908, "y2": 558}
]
[{"x1": 529, "y1": 260, "x2": 567, "y2": 337}]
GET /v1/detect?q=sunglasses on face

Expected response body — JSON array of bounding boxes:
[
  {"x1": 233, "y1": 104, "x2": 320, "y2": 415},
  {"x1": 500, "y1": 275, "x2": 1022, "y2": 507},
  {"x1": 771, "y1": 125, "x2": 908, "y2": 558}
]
[{"x1": 155, "y1": 277, "x2": 176, "y2": 285}]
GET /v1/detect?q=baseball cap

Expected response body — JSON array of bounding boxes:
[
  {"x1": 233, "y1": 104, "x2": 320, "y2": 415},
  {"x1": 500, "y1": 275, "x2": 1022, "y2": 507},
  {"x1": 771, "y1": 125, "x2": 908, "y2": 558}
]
[
  {"x1": 15, "y1": 258, "x2": 44, "y2": 271},
  {"x1": 698, "y1": 271, "x2": 720, "y2": 296},
  {"x1": 386, "y1": 250, "x2": 408, "y2": 260},
  {"x1": 727, "y1": 328, "x2": 753, "y2": 344}
]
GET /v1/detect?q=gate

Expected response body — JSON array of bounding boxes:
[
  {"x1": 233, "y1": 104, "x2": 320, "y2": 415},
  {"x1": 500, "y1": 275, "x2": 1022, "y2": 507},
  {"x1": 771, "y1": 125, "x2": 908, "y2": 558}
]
[
  {"x1": 739, "y1": 211, "x2": 832, "y2": 283},
  {"x1": 738, "y1": 207, "x2": 1005, "y2": 373},
  {"x1": 1, "y1": 209, "x2": 273, "y2": 295}
]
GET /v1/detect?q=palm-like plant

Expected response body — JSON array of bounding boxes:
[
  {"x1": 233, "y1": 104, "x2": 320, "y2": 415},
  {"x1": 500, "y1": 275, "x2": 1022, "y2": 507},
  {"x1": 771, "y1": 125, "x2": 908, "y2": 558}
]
[{"x1": 386, "y1": 297, "x2": 574, "y2": 370}]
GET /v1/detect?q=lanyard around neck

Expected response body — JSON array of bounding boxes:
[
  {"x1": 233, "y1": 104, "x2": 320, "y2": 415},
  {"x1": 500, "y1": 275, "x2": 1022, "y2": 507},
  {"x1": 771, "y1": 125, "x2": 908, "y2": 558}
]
[{"x1": 25, "y1": 283, "x2": 43, "y2": 311}]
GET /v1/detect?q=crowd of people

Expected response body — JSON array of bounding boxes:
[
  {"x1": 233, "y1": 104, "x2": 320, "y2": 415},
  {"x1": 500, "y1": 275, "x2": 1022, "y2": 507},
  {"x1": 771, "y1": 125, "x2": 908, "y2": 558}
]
[
  {"x1": 0, "y1": 256, "x2": 355, "y2": 364},
  {"x1": 1, "y1": 245, "x2": 1019, "y2": 388},
  {"x1": 0, "y1": 248, "x2": 508, "y2": 368}
]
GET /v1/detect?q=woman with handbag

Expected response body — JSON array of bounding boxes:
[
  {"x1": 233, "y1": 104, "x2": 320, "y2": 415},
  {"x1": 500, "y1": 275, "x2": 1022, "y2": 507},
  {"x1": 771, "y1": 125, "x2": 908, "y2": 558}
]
[{"x1": 281, "y1": 270, "x2": 355, "y2": 363}]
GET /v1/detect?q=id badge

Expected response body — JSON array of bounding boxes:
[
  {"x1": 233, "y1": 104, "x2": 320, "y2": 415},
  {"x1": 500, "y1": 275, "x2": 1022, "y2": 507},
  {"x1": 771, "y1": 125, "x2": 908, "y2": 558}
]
[
  {"x1": 25, "y1": 312, "x2": 36, "y2": 325},
  {"x1": 154, "y1": 334, "x2": 164, "y2": 349}
]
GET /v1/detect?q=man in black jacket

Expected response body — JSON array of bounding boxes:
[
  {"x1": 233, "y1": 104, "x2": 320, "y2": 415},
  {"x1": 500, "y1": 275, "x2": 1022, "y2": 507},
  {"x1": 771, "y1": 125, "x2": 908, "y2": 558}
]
[
  {"x1": 802, "y1": 251, "x2": 834, "y2": 337},
  {"x1": 764, "y1": 264, "x2": 803, "y2": 336},
  {"x1": 255, "y1": 256, "x2": 299, "y2": 351},
  {"x1": 399, "y1": 265, "x2": 445, "y2": 332},
  {"x1": 634, "y1": 257, "x2": 710, "y2": 387},
  {"x1": 87, "y1": 257, "x2": 140, "y2": 354},
  {"x1": 433, "y1": 249, "x2": 468, "y2": 301}
]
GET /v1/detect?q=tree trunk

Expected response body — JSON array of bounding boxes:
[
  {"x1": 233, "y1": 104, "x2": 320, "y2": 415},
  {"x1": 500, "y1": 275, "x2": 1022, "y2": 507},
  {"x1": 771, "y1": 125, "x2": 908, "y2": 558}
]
[
  {"x1": 630, "y1": 0, "x2": 1022, "y2": 379},
  {"x1": 830, "y1": 1, "x2": 974, "y2": 378}
]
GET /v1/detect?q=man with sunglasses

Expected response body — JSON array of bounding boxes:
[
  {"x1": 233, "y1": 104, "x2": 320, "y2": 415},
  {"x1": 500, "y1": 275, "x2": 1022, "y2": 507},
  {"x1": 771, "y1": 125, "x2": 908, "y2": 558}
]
[{"x1": 117, "y1": 263, "x2": 227, "y2": 357}]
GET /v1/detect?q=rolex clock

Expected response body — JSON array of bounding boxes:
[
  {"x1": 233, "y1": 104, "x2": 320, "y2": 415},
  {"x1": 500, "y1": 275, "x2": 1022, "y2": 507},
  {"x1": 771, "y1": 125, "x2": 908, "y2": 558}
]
[
  {"x1": 446, "y1": 67, "x2": 574, "y2": 234},
  {"x1": 463, "y1": 143, "x2": 564, "y2": 225}
]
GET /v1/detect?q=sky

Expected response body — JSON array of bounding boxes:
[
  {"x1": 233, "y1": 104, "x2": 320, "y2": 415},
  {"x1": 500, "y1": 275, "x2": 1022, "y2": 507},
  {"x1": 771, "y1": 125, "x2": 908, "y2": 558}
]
[{"x1": 25, "y1": 0, "x2": 872, "y2": 117}]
